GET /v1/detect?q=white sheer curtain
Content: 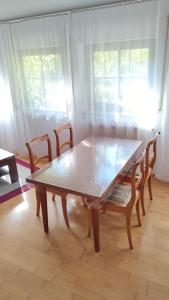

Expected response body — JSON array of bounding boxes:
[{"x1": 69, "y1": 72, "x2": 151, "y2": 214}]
[
  {"x1": 0, "y1": 0, "x2": 161, "y2": 159},
  {"x1": 71, "y1": 0, "x2": 159, "y2": 145},
  {"x1": 0, "y1": 24, "x2": 19, "y2": 152},
  {"x1": 0, "y1": 14, "x2": 73, "y2": 156},
  {"x1": 156, "y1": 17, "x2": 169, "y2": 181}
]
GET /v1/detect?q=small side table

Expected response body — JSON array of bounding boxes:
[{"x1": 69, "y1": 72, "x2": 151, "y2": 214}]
[{"x1": 0, "y1": 148, "x2": 19, "y2": 183}]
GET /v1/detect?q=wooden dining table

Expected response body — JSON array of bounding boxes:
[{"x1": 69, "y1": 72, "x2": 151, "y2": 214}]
[{"x1": 26, "y1": 136, "x2": 142, "y2": 252}]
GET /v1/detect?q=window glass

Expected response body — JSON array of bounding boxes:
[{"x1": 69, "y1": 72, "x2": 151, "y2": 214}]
[
  {"x1": 21, "y1": 50, "x2": 66, "y2": 112},
  {"x1": 92, "y1": 42, "x2": 152, "y2": 111}
]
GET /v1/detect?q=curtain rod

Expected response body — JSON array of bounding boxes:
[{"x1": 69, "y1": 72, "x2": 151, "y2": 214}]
[{"x1": 0, "y1": 0, "x2": 155, "y2": 24}]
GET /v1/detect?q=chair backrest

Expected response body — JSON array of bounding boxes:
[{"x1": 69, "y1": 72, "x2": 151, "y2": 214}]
[
  {"x1": 145, "y1": 131, "x2": 160, "y2": 179},
  {"x1": 25, "y1": 134, "x2": 52, "y2": 174},
  {"x1": 53, "y1": 123, "x2": 73, "y2": 157},
  {"x1": 130, "y1": 153, "x2": 145, "y2": 205}
]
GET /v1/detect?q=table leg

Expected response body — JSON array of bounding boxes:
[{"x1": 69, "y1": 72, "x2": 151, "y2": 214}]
[
  {"x1": 8, "y1": 157, "x2": 19, "y2": 183},
  {"x1": 91, "y1": 207, "x2": 100, "y2": 252},
  {"x1": 35, "y1": 185, "x2": 48, "y2": 233}
]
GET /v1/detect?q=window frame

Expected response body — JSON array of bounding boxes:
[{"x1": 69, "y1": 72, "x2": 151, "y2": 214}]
[
  {"x1": 19, "y1": 47, "x2": 65, "y2": 112},
  {"x1": 90, "y1": 39, "x2": 156, "y2": 114}
]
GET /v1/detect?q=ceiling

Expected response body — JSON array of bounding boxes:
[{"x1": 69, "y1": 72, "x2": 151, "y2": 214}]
[{"x1": 0, "y1": 0, "x2": 123, "y2": 21}]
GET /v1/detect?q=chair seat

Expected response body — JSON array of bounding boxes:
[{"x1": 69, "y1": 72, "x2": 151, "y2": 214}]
[{"x1": 106, "y1": 183, "x2": 131, "y2": 205}]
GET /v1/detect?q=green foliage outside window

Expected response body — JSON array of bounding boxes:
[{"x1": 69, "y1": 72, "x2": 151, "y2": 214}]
[
  {"x1": 93, "y1": 47, "x2": 149, "y2": 106},
  {"x1": 22, "y1": 51, "x2": 64, "y2": 111}
]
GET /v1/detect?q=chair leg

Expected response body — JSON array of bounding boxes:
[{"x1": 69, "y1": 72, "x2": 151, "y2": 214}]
[
  {"x1": 126, "y1": 213, "x2": 133, "y2": 249},
  {"x1": 61, "y1": 195, "x2": 70, "y2": 228},
  {"x1": 87, "y1": 209, "x2": 92, "y2": 238},
  {"x1": 102, "y1": 205, "x2": 106, "y2": 214},
  {"x1": 140, "y1": 188, "x2": 145, "y2": 216},
  {"x1": 36, "y1": 190, "x2": 40, "y2": 217},
  {"x1": 148, "y1": 175, "x2": 153, "y2": 200},
  {"x1": 52, "y1": 193, "x2": 55, "y2": 201},
  {"x1": 136, "y1": 200, "x2": 141, "y2": 226},
  {"x1": 82, "y1": 197, "x2": 87, "y2": 207}
]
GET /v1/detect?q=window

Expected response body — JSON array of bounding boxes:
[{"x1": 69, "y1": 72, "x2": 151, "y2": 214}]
[
  {"x1": 92, "y1": 40, "x2": 155, "y2": 112},
  {"x1": 21, "y1": 48, "x2": 66, "y2": 112}
]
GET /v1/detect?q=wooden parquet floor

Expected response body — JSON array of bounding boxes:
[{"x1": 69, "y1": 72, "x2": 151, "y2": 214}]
[{"x1": 0, "y1": 178, "x2": 169, "y2": 299}]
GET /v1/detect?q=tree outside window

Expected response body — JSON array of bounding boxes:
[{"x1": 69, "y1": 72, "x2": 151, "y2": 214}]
[
  {"x1": 92, "y1": 41, "x2": 153, "y2": 113},
  {"x1": 21, "y1": 49, "x2": 66, "y2": 112}
]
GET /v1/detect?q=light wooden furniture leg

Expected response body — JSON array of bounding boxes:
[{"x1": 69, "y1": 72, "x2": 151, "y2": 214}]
[
  {"x1": 140, "y1": 188, "x2": 145, "y2": 216},
  {"x1": 82, "y1": 197, "x2": 87, "y2": 207},
  {"x1": 35, "y1": 185, "x2": 48, "y2": 233},
  {"x1": 61, "y1": 194, "x2": 70, "y2": 228},
  {"x1": 126, "y1": 213, "x2": 133, "y2": 250},
  {"x1": 136, "y1": 200, "x2": 141, "y2": 226},
  {"x1": 52, "y1": 193, "x2": 55, "y2": 201},
  {"x1": 87, "y1": 209, "x2": 92, "y2": 238},
  {"x1": 35, "y1": 189, "x2": 40, "y2": 217},
  {"x1": 148, "y1": 175, "x2": 153, "y2": 200},
  {"x1": 91, "y1": 207, "x2": 100, "y2": 252}
]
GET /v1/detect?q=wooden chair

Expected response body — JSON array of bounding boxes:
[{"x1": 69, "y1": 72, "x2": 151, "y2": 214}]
[
  {"x1": 87, "y1": 155, "x2": 144, "y2": 249},
  {"x1": 119, "y1": 151, "x2": 146, "y2": 216},
  {"x1": 53, "y1": 123, "x2": 73, "y2": 157},
  {"x1": 144, "y1": 131, "x2": 160, "y2": 201},
  {"x1": 123, "y1": 131, "x2": 160, "y2": 216},
  {"x1": 26, "y1": 134, "x2": 69, "y2": 228},
  {"x1": 53, "y1": 123, "x2": 86, "y2": 209},
  {"x1": 26, "y1": 134, "x2": 52, "y2": 174}
]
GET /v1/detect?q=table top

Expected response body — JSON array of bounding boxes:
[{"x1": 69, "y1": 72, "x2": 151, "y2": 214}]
[
  {"x1": 26, "y1": 136, "x2": 142, "y2": 199},
  {"x1": 0, "y1": 148, "x2": 15, "y2": 162}
]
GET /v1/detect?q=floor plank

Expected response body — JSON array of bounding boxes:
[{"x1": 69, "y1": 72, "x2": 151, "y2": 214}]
[{"x1": 0, "y1": 178, "x2": 169, "y2": 299}]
